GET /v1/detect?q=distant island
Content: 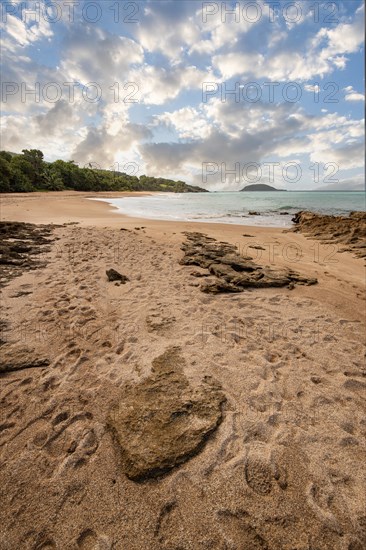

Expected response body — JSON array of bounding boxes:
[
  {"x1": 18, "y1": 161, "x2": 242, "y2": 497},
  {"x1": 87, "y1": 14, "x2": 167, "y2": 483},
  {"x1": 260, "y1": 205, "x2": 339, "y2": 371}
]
[
  {"x1": 0, "y1": 149, "x2": 207, "y2": 194},
  {"x1": 240, "y1": 184, "x2": 281, "y2": 191}
]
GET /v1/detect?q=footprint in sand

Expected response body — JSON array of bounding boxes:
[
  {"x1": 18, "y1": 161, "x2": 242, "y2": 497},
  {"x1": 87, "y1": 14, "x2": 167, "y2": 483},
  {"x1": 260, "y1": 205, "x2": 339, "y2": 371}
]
[
  {"x1": 245, "y1": 456, "x2": 273, "y2": 495},
  {"x1": 217, "y1": 509, "x2": 269, "y2": 549},
  {"x1": 32, "y1": 536, "x2": 57, "y2": 549},
  {"x1": 146, "y1": 311, "x2": 176, "y2": 335},
  {"x1": 76, "y1": 529, "x2": 111, "y2": 549}
]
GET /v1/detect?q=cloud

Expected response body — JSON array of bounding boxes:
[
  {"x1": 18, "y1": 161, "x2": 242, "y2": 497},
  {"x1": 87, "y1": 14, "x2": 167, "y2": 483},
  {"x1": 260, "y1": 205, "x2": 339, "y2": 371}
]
[
  {"x1": 141, "y1": 98, "x2": 364, "y2": 188},
  {"x1": 1, "y1": 0, "x2": 364, "y2": 191},
  {"x1": 344, "y1": 86, "x2": 365, "y2": 102},
  {"x1": 60, "y1": 25, "x2": 144, "y2": 85},
  {"x1": 35, "y1": 99, "x2": 76, "y2": 134},
  {"x1": 314, "y1": 174, "x2": 365, "y2": 191},
  {"x1": 0, "y1": 11, "x2": 53, "y2": 53},
  {"x1": 212, "y1": 52, "x2": 264, "y2": 79},
  {"x1": 310, "y1": 141, "x2": 365, "y2": 170},
  {"x1": 71, "y1": 123, "x2": 152, "y2": 168},
  {"x1": 155, "y1": 107, "x2": 212, "y2": 139},
  {"x1": 134, "y1": 1, "x2": 200, "y2": 61},
  {"x1": 0, "y1": 111, "x2": 82, "y2": 158},
  {"x1": 128, "y1": 64, "x2": 216, "y2": 105},
  {"x1": 211, "y1": 3, "x2": 364, "y2": 81}
]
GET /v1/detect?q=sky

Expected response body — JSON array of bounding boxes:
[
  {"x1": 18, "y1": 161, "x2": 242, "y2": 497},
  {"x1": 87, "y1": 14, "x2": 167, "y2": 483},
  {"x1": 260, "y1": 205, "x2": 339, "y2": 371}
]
[{"x1": 0, "y1": 0, "x2": 365, "y2": 190}]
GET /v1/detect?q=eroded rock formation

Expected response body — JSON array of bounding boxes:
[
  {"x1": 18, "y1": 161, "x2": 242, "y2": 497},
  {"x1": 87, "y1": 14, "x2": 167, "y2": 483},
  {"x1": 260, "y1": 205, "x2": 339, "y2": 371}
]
[
  {"x1": 291, "y1": 211, "x2": 366, "y2": 258},
  {"x1": 0, "y1": 221, "x2": 58, "y2": 287},
  {"x1": 180, "y1": 232, "x2": 317, "y2": 293}
]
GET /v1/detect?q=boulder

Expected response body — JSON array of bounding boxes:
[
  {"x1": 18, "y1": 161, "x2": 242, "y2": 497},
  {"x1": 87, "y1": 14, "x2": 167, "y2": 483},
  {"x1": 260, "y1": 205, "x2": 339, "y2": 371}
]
[
  {"x1": 108, "y1": 347, "x2": 226, "y2": 481},
  {"x1": 106, "y1": 269, "x2": 129, "y2": 283}
]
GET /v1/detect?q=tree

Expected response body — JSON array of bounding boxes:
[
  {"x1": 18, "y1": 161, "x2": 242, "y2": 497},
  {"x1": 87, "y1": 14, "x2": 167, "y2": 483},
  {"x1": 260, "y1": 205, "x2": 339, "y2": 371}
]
[
  {"x1": 21, "y1": 149, "x2": 46, "y2": 187},
  {"x1": 0, "y1": 157, "x2": 12, "y2": 192},
  {"x1": 0, "y1": 151, "x2": 12, "y2": 163},
  {"x1": 0, "y1": 149, "x2": 202, "y2": 193}
]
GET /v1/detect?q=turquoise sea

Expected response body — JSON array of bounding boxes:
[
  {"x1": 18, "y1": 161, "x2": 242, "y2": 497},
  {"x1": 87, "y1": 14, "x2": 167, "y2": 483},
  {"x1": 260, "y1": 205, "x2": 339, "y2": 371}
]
[{"x1": 91, "y1": 191, "x2": 366, "y2": 227}]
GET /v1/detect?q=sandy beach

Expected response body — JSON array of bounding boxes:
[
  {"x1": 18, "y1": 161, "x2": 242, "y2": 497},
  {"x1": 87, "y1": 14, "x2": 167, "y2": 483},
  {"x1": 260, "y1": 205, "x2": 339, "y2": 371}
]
[{"x1": 0, "y1": 191, "x2": 365, "y2": 549}]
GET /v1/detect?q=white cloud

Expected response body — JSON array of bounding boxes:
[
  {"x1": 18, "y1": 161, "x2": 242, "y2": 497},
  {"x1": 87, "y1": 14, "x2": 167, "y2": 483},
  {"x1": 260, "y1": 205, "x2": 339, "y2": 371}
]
[
  {"x1": 344, "y1": 86, "x2": 365, "y2": 102},
  {"x1": 0, "y1": 12, "x2": 53, "y2": 53},
  {"x1": 212, "y1": 52, "x2": 264, "y2": 79},
  {"x1": 60, "y1": 26, "x2": 144, "y2": 85},
  {"x1": 310, "y1": 141, "x2": 365, "y2": 170},
  {"x1": 135, "y1": 1, "x2": 200, "y2": 61},
  {"x1": 71, "y1": 122, "x2": 151, "y2": 168},
  {"x1": 304, "y1": 84, "x2": 320, "y2": 93},
  {"x1": 211, "y1": 3, "x2": 364, "y2": 81},
  {"x1": 141, "y1": 100, "x2": 365, "y2": 188},
  {"x1": 155, "y1": 107, "x2": 212, "y2": 140},
  {"x1": 128, "y1": 64, "x2": 216, "y2": 105},
  {"x1": 0, "y1": 111, "x2": 81, "y2": 158}
]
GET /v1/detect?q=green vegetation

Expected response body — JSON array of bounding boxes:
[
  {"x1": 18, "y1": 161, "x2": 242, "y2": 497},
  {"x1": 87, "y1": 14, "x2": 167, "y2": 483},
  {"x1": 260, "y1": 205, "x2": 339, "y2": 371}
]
[
  {"x1": 0, "y1": 150, "x2": 207, "y2": 193},
  {"x1": 240, "y1": 184, "x2": 280, "y2": 191}
]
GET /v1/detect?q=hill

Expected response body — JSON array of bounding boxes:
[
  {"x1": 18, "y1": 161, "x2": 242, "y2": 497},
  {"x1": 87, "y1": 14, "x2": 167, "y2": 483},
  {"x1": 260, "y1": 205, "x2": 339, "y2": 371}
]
[
  {"x1": 0, "y1": 149, "x2": 208, "y2": 194},
  {"x1": 240, "y1": 184, "x2": 281, "y2": 191}
]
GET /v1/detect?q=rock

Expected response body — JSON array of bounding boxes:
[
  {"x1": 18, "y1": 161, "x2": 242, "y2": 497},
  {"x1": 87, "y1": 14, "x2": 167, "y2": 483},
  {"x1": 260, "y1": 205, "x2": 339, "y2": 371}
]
[
  {"x1": 0, "y1": 221, "x2": 58, "y2": 287},
  {"x1": 190, "y1": 270, "x2": 207, "y2": 277},
  {"x1": 202, "y1": 281, "x2": 242, "y2": 293},
  {"x1": 107, "y1": 347, "x2": 226, "y2": 481},
  {"x1": 0, "y1": 345, "x2": 50, "y2": 374},
  {"x1": 106, "y1": 269, "x2": 129, "y2": 283},
  {"x1": 180, "y1": 232, "x2": 317, "y2": 294},
  {"x1": 292, "y1": 211, "x2": 366, "y2": 258},
  {"x1": 248, "y1": 211, "x2": 260, "y2": 215}
]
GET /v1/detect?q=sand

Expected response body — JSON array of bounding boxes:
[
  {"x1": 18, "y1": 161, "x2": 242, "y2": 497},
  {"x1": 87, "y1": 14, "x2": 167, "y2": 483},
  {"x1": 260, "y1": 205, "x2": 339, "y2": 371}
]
[{"x1": 0, "y1": 191, "x2": 365, "y2": 549}]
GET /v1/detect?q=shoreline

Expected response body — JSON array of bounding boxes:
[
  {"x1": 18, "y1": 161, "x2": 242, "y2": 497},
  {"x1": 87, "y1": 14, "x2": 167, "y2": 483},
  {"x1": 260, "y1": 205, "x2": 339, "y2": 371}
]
[
  {"x1": 1, "y1": 190, "x2": 364, "y2": 229},
  {"x1": 0, "y1": 190, "x2": 364, "y2": 321}
]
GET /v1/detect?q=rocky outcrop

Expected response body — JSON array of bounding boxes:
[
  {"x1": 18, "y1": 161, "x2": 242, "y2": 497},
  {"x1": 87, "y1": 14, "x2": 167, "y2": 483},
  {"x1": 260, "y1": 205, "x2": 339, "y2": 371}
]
[
  {"x1": 0, "y1": 221, "x2": 58, "y2": 287},
  {"x1": 0, "y1": 344, "x2": 50, "y2": 374},
  {"x1": 108, "y1": 347, "x2": 226, "y2": 481},
  {"x1": 180, "y1": 232, "x2": 317, "y2": 293},
  {"x1": 291, "y1": 211, "x2": 366, "y2": 258}
]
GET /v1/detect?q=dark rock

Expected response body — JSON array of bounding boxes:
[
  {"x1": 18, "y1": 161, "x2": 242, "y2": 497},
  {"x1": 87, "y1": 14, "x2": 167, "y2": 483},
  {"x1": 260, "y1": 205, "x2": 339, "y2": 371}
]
[
  {"x1": 180, "y1": 232, "x2": 317, "y2": 294},
  {"x1": 190, "y1": 270, "x2": 207, "y2": 277},
  {"x1": 107, "y1": 347, "x2": 226, "y2": 481},
  {"x1": 0, "y1": 221, "x2": 58, "y2": 287},
  {"x1": 202, "y1": 281, "x2": 242, "y2": 293},
  {"x1": 106, "y1": 269, "x2": 129, "y2": 283},
  {"x1": 248, "y1": 211, "x2": 260, "y2": 215},
  {"x1": 0, "y1": 344, "x2": 50, "y2": 374}
]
